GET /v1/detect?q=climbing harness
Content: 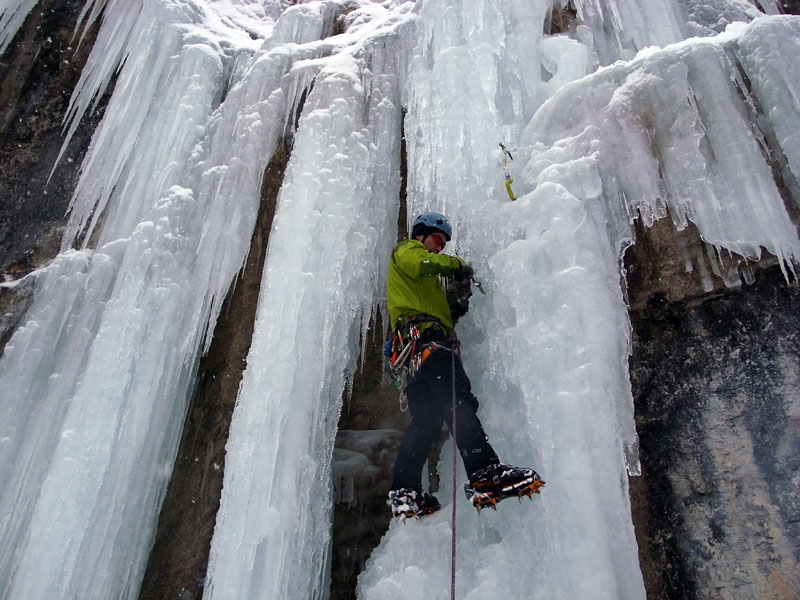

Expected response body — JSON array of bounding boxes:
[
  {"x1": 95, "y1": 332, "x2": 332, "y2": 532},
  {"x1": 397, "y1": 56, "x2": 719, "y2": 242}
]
[
  {"x1": 449, "y1": 339, "x2": 461, "y2": 600},
  {"x1": 499, "y1": 143, "x2": 518, "y2": 201},
  {"x1": 385, "y1": 317, "x2": 445, "y2": 411}
]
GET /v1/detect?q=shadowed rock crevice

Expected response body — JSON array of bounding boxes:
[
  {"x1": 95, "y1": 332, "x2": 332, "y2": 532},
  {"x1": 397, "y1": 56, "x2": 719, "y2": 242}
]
[{"x1": 329, "y1": 117, "x2": 411, "y2": 600}]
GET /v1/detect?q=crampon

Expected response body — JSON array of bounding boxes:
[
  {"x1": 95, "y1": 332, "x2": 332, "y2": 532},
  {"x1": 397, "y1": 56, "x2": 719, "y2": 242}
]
[
  {"x1": 464, "y1": 464, "x2": 544, "y2": 512},
  {"x1": 388, "y1": 488, "x2": 441, "y2": 521}
]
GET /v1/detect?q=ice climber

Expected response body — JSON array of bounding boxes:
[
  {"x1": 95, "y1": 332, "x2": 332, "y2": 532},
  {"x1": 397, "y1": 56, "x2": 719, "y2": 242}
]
[{"x1": 386, "y1": 211, "x2": 543, "y2": 519}]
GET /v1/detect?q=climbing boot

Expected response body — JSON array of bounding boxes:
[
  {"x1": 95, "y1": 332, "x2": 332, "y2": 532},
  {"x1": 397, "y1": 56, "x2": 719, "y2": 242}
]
[
  {"x1": 387, "y1": 488, "x2": 441, "y2": 521},
  {"x1": 464, "y1": 463, "x2": 544, "y2": 511}
]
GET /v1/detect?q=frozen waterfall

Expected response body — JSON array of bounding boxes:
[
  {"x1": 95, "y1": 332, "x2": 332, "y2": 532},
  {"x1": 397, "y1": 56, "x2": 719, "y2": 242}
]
[{"x1": 1, "y1": 0, "x2": 799, "y2": 599}]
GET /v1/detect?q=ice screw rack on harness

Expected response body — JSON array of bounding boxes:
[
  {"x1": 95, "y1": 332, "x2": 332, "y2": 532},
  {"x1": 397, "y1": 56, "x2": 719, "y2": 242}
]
[{"x1": 383, "y1": 317, "x2": 447, "y2": 411}]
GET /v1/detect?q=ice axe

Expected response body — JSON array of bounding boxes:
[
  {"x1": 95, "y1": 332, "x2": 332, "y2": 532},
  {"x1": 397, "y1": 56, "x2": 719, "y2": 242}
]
[{"x1": 499, "y1": 143, "x2": 517, "y2": 201}]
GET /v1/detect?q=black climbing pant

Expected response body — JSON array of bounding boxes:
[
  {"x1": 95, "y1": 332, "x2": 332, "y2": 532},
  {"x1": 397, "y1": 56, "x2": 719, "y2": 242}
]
[{"x1": 391, "y1": 327, "x2": 499, "y2": 492}]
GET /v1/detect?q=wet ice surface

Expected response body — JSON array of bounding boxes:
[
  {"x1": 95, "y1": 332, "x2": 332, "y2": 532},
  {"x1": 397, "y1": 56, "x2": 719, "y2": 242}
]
[{"x1": 0, "y1": 1, "x2": 798, "y2": 598}]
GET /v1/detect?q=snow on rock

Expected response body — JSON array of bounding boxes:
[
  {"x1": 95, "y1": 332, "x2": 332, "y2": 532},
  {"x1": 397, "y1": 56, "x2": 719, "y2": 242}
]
[
  {"x1": 522, "y1": 17, "x2": 800, "y2": 283},
  {"x1": 734, "y1": 16, "x2": 800, "y2": 203}
]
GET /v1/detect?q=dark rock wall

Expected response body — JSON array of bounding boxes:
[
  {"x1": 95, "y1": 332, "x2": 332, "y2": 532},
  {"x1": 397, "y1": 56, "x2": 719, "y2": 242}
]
[
  {"x1": 329, "y1": 127, "x2": 410, "y2": 600},
  {"x1": 330, "y1": 320, "x2": 411, "y2": 599},
  {"x1": 626, "y1": 220, "x2": 800, "y2": 599},
  {"x1": 784, "y1": 1, "x2": 800, "y2": 14},
  {"x1": 330, "y1": 427, "x2": 404, "y2": 600}
]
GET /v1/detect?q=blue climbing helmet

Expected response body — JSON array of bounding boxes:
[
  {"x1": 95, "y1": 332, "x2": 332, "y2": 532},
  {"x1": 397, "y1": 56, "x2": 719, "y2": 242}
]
[{"x1": 411, "y1": 211, "x2": 452, "y2": 241}]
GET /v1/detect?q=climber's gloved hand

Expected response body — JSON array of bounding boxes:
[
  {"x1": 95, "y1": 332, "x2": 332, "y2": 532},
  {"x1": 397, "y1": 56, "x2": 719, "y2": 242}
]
[
  {"x1": 448, "y1": 296, "x2": 470, "y2": 322},
  {"x1": 453, "y1": 262, "x2": 474, "y2": 282},
  {"x1": 447, "y1": 261, "x2": 473, "y2": 324}
]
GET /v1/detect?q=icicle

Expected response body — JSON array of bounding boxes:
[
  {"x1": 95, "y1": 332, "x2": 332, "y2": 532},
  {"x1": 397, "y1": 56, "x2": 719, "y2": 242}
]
[
  {"x1": 0, "y1": 0, "x2": 39, "y2": 54},
  {"x1": 734, "y1": 16, "x2": 800, "y2": 202},
  {"x1": 51, "y1": 0, "x2": 146, "y2": 185},
  {"x1": 204, "y1": 5, "x2": 408, "y2": 598},
  {"x1": 525, "y1": 20, "x2": 800, "y2": 281},
  {"x1": 0, "y1": 2, "x2": 299, "y2": 598},
  {"x1": 571, "y1": 0, "x2": 685, "y2": 64}
]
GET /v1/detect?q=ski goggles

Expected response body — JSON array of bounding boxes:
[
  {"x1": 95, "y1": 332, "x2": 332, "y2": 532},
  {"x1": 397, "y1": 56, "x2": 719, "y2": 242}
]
[{"x1": 429, "y1": 232, "x2": 447, "y2": 249}]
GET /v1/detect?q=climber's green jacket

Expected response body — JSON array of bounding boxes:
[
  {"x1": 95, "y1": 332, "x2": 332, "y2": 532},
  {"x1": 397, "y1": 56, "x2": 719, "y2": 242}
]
[{"x1": 387, "y1": 239, "x2": 465, "y2": 334}]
